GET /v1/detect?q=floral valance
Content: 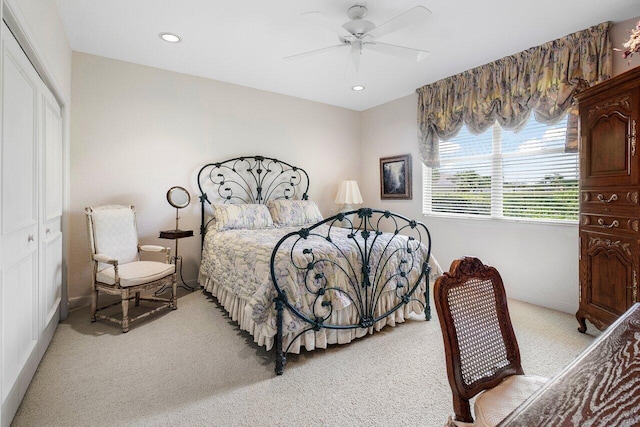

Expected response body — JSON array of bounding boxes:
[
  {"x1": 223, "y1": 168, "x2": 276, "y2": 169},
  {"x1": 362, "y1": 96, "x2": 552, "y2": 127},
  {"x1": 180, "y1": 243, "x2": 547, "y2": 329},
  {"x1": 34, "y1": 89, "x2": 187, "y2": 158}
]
[{"x1": 417, "y1": 22, "x2": 612, "y2": 168}]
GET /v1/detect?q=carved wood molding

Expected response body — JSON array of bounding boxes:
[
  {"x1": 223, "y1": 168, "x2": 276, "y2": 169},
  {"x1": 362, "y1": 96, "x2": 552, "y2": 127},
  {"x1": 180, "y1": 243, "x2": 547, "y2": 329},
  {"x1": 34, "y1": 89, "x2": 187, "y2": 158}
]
[
  {"x1": 629, "y1": 219, "x2": 640, "y2": 233},
  {"x1": 588, "y1": 236, "x2": 632, "y2": 256},
  {"x1": 586, "y1": 313, "x2": 608, "y2": 331},
  {"x1": 627, "y1": 191, "x2": 639, "y2": 204},
  {"x1": 587, "y1": 96, "x2": 631, "y2": 119}
]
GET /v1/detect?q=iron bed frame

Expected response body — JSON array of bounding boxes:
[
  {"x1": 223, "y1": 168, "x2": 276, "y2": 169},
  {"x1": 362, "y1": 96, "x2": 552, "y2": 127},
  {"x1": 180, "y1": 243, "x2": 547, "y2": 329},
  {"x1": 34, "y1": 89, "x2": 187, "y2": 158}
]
[{"x1": 197, "y1": 155, "x2": 432, "y2": 374}]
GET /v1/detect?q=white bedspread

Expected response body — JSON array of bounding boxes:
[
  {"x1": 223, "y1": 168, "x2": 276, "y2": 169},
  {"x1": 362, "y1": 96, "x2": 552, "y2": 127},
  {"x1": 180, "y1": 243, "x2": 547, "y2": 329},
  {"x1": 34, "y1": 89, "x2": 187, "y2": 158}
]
[{"x1": 199, "y1": 224, "x2": 441, "y2": 352}]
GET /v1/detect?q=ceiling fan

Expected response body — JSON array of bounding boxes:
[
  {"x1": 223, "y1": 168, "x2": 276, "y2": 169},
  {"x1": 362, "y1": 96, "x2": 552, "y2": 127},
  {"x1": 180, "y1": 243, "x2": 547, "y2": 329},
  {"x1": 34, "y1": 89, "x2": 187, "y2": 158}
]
[{"x1": 284, "y1": 4, "x2": 431, "y2": 72}]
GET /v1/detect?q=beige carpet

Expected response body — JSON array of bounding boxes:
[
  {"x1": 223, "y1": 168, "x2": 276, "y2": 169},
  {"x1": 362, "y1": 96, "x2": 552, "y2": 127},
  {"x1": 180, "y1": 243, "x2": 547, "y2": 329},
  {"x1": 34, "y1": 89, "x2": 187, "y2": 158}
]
[{"x1": 11, "y1": 290, "x2": 599, "y2": 427}]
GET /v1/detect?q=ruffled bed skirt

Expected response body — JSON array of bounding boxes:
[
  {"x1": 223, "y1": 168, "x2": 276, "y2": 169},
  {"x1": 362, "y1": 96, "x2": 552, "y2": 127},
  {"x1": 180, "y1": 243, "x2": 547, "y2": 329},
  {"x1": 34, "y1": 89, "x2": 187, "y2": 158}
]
[{"x1": 199, "y1": 271, "x2": 429, "y2": 354}]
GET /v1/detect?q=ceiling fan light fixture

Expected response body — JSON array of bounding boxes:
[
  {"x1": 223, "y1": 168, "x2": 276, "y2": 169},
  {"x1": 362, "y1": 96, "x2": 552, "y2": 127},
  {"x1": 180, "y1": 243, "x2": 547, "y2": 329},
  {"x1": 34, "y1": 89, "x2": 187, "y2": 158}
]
[
  {"x1": 159, "y1": 32, "x2": 181, "y2": 43},
  {"x1": 347, "y1": 4, "x2": 368, "y2": 20},
  {"x1": 352, "y1": 85, "x2": 365, "y2": 91}
]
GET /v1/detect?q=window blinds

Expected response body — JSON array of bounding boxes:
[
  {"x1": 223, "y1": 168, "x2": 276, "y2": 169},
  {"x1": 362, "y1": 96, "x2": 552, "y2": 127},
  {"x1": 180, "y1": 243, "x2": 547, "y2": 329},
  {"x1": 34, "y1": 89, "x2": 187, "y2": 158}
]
[{"x1": 423, "y1": 116, "x2": 578, "y2": 221}]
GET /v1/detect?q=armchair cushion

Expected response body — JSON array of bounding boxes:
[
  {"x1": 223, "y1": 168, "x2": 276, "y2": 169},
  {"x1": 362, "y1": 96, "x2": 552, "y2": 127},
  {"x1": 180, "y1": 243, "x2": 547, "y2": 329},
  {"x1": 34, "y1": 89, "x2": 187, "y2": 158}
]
[
  {"x1": 473, "y1": 374, "x2": 547, "y2": 427},
  {"x1": 97, "y1": 261, "x2": 175, "y2": 288}
]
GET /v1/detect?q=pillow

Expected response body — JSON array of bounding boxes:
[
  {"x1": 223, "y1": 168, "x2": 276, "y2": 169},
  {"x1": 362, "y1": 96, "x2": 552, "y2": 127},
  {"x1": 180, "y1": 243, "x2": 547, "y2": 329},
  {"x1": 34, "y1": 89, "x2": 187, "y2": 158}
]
[
  {"x1": 211, "y1": 204, "x2": 273, "y2": 231},
  {"x1": 267, "y1": 200, "x2": 323, "y2": 227}
]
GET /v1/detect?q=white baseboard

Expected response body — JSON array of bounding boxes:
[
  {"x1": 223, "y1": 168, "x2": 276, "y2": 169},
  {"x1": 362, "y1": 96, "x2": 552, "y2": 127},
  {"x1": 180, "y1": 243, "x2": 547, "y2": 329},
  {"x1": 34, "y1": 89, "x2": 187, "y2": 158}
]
[{"x1": 507, "y1": 289, "x2": 577, "y2": 315}]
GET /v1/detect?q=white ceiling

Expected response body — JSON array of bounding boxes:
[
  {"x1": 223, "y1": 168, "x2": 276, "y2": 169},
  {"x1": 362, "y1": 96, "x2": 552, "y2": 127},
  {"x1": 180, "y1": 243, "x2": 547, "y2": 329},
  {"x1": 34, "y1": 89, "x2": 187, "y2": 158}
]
[{"x1": 55, "y1": 0, "x2": 640, "y2": 111}]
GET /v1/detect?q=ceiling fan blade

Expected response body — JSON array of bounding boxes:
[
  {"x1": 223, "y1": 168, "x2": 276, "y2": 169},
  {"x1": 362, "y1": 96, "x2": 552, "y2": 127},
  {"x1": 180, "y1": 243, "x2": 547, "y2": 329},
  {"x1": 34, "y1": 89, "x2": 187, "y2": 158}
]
[
  {"x1": 366, "y1": 6, "x2": 431, "y2": 40},
  {"x1": 302, "y1": 11, "x2": 353, "y2": 39},
  {"x1": 347, "y1": 42, "x2": 361, "y2": 73},
  {"x1": 364, "y1": 41, "x2": 429, "y2": 61},
  {"x1": 283, "y1": 43, "x2": 348, "y2": 61}
]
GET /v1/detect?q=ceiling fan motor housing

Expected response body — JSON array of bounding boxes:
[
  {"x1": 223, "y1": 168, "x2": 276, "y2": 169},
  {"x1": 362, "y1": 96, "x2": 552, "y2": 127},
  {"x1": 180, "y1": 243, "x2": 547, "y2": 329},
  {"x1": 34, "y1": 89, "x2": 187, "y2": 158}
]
[{"x1": 343, "y1": 4, "x2": 375, "y2": 37}]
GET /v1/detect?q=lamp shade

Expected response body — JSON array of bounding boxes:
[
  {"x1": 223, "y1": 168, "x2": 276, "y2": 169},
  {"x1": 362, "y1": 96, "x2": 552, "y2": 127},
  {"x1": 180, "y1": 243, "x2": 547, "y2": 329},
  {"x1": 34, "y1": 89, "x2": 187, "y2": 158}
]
[{"x1": 334, "y1": 180, "x2": 363, "y2": 205}]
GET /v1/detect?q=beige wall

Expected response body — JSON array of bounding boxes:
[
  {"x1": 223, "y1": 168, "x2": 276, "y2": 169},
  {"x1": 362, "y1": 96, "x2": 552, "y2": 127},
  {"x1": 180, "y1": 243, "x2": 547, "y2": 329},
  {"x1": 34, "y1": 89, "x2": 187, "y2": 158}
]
[
  {"x1": 68, "y1": 52, "x2": 361, "y2": 307},
  {"x1": 360, "y1": 18, "x2": 640, "y2": 314}
]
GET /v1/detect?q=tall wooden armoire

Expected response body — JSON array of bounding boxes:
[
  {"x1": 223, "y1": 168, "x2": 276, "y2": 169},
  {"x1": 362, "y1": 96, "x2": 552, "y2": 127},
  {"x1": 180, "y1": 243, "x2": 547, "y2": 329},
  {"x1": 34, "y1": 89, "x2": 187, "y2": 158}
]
[{"x1": 576, "y1": 66, "x2": 640, "y2": 333}]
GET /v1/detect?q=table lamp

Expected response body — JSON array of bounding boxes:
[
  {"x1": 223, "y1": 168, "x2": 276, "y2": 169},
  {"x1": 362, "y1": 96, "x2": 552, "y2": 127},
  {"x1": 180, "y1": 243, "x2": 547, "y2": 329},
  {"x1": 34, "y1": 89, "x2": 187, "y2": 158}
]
[{"x1": 334, "y1": 179, "x2": 363, "y2": 227}]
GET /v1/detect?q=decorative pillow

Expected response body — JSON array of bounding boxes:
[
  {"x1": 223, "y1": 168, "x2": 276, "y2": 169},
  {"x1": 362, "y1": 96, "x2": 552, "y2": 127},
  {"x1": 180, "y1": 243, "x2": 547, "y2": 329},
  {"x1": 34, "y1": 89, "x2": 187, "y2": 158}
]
[
  {"x1": 267, "y1": 200, "x2": 323, "y2": 227},
  {"x1": 212, "y1": 204, "x2": 273, "y2": 231}
]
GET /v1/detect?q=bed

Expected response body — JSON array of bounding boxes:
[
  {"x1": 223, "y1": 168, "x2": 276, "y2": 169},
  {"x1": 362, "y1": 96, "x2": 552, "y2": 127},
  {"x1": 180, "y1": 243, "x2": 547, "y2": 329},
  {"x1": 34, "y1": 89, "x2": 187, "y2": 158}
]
[{"x1": 197, "y1": 155, "x2": 438, "y2": 374}]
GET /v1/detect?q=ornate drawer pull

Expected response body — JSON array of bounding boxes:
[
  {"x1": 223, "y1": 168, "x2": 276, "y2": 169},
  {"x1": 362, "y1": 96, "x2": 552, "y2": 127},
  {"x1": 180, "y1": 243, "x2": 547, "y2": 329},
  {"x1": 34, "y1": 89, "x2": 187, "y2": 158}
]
[
  {"x1": 597, "y1": 218, "x2": 619, "y2": 228},
  {"x1": 597, "y1": 193, "x2": 618, "y2": 203},
  {"x1": 28, "y1": 234, "x2": 34, "y2": 242}
]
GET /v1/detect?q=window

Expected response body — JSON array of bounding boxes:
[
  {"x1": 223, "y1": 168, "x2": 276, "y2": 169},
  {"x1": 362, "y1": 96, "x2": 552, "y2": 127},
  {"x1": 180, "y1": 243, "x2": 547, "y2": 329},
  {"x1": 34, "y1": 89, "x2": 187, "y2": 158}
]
[{"x1": 422, "y1": 115, "x2": 578, "y2": 222}]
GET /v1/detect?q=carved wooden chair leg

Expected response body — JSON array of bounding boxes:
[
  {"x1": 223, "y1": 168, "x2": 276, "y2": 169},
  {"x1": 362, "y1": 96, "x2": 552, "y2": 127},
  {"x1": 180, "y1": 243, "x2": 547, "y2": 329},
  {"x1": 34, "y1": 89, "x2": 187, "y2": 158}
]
[{"x1": 122, "y1": 289, "x2": 130, "y2": 333}]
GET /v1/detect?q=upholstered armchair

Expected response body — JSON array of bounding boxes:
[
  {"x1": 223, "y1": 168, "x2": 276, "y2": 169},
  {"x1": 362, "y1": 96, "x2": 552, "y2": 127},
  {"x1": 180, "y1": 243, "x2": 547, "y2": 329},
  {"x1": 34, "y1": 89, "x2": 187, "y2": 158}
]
[
  {"x1": 434, "y1": 257, "x2": 547, "y2": 427},
  {"x1": 85, "y1": 205, "x2": 177, "y2": 333}
]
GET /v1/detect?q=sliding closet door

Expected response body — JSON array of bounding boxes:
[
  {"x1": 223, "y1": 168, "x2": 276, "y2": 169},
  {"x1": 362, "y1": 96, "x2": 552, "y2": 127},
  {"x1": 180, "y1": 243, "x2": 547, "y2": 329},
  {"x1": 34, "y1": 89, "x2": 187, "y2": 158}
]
[{"x1": 1, "y1": 21, "x2": 41, "y2": 426}]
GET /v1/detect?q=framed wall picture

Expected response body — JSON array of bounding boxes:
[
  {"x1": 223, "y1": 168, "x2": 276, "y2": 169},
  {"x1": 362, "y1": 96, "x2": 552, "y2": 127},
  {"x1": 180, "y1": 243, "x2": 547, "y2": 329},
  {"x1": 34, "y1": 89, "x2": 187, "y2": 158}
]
[{"x1": 380, "y1": 154, "x2": 412, "y2": 200}]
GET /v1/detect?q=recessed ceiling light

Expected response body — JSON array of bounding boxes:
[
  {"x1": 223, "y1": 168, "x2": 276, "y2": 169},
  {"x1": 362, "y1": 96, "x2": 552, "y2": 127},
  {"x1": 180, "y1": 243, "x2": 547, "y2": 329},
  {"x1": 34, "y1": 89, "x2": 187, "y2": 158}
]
[
  {"x1": 352, "y1": 85, "x2": 365, "y2": 91},
  {"x1": 160, "y1": 33, "x2": 181, "y2": 43}
]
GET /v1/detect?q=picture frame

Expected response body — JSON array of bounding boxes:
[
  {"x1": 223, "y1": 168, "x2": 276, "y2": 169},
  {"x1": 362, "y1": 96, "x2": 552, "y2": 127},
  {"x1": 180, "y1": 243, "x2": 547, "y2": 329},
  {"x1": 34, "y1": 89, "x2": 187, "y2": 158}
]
[{"x1": 380, "y1": 154, "x2": 412, "y2": 200}]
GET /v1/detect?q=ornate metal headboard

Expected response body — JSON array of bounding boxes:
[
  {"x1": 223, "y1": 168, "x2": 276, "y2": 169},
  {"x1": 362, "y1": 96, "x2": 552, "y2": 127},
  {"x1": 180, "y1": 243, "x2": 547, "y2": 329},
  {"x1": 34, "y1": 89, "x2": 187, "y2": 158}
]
[{"x1": 197, "y1": 155, "x2": 310, "y2": 240}]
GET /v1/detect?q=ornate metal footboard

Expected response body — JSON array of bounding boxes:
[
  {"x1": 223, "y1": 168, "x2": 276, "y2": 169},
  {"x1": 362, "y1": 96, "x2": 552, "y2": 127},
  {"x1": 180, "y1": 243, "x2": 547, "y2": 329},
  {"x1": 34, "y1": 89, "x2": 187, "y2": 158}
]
[{"x1": 270, "y1": 208, "x2": 432, "y2": 375}]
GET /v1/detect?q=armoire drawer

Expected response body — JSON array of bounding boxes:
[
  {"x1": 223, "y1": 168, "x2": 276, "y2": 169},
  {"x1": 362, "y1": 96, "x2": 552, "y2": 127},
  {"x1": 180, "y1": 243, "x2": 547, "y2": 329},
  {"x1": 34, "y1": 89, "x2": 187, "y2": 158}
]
[
  {"x1": 580, "y1": 212, "x2": 640, "y2": 234},
  {"x1": 581, "y1": 188, "x2": 640, "y2": 211}
]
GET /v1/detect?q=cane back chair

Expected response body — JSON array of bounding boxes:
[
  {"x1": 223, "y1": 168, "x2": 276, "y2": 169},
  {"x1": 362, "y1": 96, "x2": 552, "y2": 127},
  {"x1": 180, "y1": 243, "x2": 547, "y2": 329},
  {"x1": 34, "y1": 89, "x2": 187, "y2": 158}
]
[
  {"x1": 86, "y1": 205, "x2": 177, "y2": 333},
  {"x1": 434, "y1": 257, "x2": 547, "y2": 427}
]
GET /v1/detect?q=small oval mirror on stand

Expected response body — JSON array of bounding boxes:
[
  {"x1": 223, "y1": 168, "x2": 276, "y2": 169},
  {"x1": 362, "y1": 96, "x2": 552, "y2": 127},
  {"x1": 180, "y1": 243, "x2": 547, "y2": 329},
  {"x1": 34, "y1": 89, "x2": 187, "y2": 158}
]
[
  {"x1": 161, "y1": 186, "x2": 195, "y2": 292},
  {"x1": 167, "y1": 186, "x2": 190, "y2": 230},
  {"x1": 167, "y1": 186, "x2": 190, "y2": 210}
]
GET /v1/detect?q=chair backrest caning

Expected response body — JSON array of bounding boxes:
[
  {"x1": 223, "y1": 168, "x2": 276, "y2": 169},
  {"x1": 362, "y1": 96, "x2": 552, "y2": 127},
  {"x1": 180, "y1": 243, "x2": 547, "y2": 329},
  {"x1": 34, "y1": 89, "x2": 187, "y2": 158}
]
[
  {"x1": 448, "y1": 277, "x2": 510, "y2": 386},
  {"x1": 434, "y1": 257, "x2": 523, "y2": 422},
  {"x1": 87, "y1": 205, "x2": 140, "y2": 270}
]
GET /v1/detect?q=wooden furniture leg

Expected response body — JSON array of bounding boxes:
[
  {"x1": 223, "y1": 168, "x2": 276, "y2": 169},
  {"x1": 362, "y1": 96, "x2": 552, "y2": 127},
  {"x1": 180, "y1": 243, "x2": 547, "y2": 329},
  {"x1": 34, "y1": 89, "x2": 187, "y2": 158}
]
[{"x1": 122, "y1": 289, "x2": 130, "y2": 333}]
